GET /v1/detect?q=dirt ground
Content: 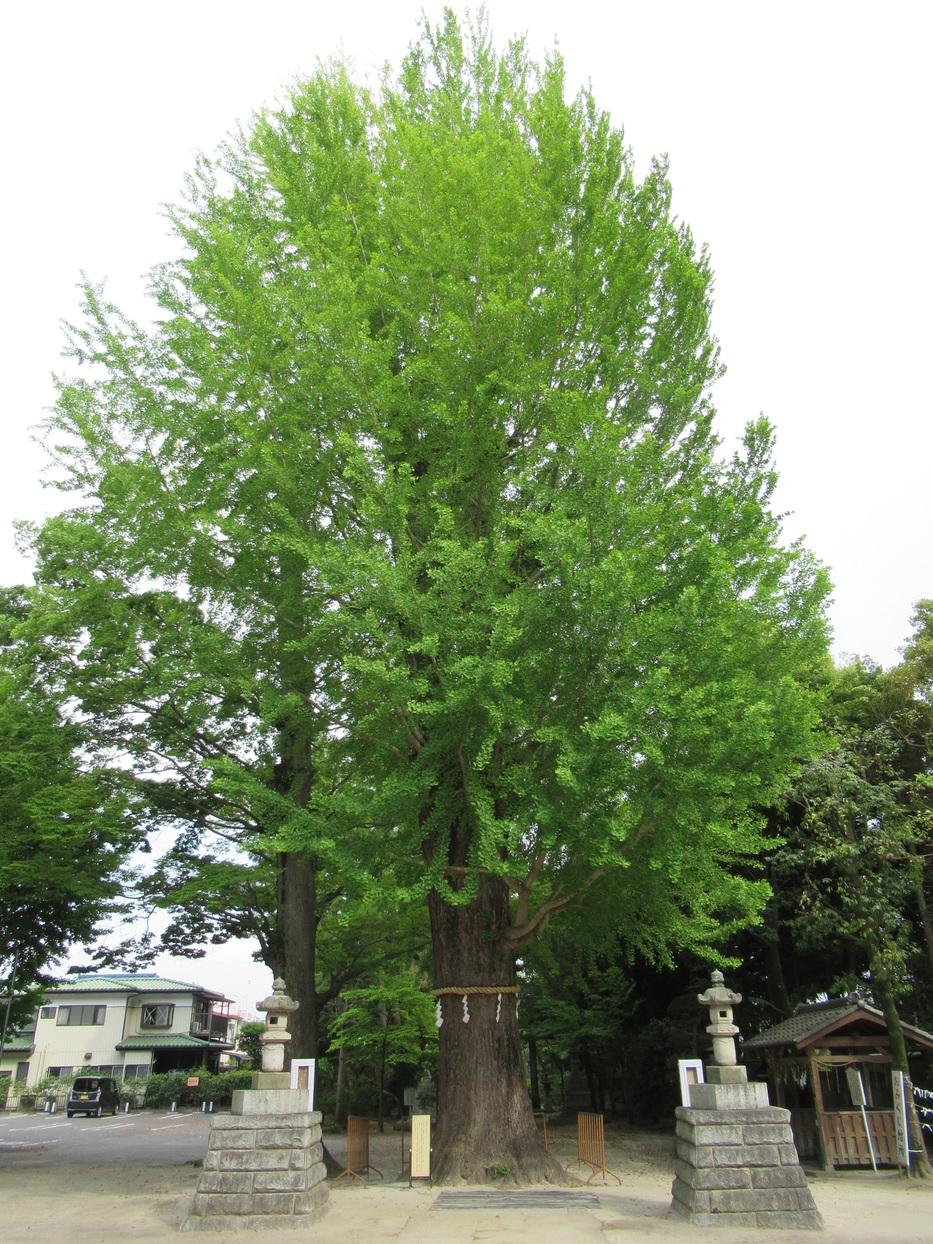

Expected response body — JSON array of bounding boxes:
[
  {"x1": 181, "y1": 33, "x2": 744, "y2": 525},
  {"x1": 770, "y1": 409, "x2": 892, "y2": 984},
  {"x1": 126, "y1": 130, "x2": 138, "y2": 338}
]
[{"x1": 1, "y1": 1120, "x2": 931, "y2": 1243}]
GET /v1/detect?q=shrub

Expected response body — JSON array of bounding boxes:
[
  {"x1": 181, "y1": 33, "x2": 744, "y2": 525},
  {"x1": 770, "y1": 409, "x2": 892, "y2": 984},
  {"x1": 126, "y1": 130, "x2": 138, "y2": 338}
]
[{"x1": 142, "y1": 1068, "x2": 254, "y2": 1108}]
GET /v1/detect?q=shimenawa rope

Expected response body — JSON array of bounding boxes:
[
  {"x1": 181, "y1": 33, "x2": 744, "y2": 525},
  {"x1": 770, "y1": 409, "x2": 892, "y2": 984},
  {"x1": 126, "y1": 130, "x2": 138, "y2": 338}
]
[{"x1": 432, "y1": 985, "x2": 519, "y2": 1027}]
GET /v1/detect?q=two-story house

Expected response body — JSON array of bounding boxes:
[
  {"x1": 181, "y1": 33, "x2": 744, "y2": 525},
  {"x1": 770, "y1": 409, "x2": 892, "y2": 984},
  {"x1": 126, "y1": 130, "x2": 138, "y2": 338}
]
[{"x1": 1, "y1": 973, "x2": 234, "y2": 1088}]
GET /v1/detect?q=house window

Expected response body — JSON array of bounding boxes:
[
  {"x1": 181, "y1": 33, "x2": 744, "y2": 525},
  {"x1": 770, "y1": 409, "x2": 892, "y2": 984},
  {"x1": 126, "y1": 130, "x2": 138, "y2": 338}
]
[
  {"x1": 47, "y1": 1066, "x2": 74, "y2": 1079},
  {"x1": 141, "y1": 1004, "x2": 174, "y2": 1028},
  {"x1": 40, "y1": 1006, "x2": 57, "y2": 1020},
  {"x1": 57, "y1": 1005, "x2": 106, "y2": 1026},
  {"x1": 15, "y1": 1062, "x2": 29, "y2": 1082},
  {"x1": 123, "y1": 1064, "x2": 150, "y2": 1080}
]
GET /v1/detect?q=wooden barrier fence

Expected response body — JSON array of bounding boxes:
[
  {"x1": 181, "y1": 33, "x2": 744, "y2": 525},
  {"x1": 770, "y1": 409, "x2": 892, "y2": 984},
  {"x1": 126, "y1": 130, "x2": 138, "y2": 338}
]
[
  {"x1": 333, "y1": 1115, "x2": 384, "y2": 1185},
  {"x1": 566, "y1": 1112, "x2": 621, "y2": 1185},
  {"x1": 822, "y1": 1110, "x2": 898, "y2": 1167}
]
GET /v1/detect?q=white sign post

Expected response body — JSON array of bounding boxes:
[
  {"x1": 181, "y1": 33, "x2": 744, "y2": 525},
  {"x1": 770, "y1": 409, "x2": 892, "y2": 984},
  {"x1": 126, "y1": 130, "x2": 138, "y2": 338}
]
[
  {"x1": 892, "y1": 1070, "x2": 910, "y2": 1172},
  {"x1": 289, "y1": 1059, "x2": 316, "y2": 1112}
]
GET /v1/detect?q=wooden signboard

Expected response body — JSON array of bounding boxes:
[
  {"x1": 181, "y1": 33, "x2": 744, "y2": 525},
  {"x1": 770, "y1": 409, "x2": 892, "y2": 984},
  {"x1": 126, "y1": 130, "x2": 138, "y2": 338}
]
[
  {"x1": 186, "y1": 1077, "x2": 200, "y2": 1088},
  {"x1": 410, "y1": 1113, "x2": 431, "y2": 1184}
]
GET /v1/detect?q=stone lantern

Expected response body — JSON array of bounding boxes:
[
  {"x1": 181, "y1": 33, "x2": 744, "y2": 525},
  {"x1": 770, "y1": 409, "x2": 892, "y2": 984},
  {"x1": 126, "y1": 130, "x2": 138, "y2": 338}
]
[
  {"x1": 256, "y1": 976, "x2": 299, "y2": 1074},
  {"x1": 689, "y1": 968, "x2": 768, "y2": 1108},
  {"x1": 698, "y1": 968, "x2": 741, "y2": 1067}
]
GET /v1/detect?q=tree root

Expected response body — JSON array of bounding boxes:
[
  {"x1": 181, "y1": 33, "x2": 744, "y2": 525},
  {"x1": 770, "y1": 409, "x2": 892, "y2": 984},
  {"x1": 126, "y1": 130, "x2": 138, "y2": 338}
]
[{"x1": 430, "y1": 1136, "x2": 572, "y2": 1185}]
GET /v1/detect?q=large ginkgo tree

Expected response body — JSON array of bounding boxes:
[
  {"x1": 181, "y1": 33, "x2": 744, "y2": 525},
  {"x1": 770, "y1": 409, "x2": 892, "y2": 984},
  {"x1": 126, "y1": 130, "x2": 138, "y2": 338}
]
[{"x1": 27, "y1": 12, "x2": 828, "y2": 1180}]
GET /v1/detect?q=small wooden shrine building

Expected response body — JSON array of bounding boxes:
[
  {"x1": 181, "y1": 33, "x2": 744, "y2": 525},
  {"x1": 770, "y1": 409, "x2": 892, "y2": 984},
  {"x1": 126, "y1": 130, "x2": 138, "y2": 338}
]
[{"x1": 742, "y1": 997, "x2": 933, "y2": 1168}]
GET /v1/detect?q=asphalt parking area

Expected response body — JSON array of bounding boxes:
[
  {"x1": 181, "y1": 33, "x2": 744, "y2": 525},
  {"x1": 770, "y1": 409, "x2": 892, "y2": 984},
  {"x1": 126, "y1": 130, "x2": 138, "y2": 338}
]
[{"x1": 0, "y1": 1109, "x2": 212, "y2": 1165}]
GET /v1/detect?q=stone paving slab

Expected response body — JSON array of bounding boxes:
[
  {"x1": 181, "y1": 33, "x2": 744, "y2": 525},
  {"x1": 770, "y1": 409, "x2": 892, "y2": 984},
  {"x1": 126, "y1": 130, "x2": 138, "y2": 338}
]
[{"x1": 434, "y1": 1189, "x2": 601, "y2": 1210}]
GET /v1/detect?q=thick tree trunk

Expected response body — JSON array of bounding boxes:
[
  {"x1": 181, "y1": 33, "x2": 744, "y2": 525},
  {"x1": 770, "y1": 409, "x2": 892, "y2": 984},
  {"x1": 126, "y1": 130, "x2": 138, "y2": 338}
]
[
  {"x1": 427, "y1": 874, "x2": 564, "y2": 1184},
  {"x1": 274, "y1": 554, "x2": 319, "y2": 1062},
  {"x1": 279, "y1": 851, "x2": 318, "y2": 1061}
]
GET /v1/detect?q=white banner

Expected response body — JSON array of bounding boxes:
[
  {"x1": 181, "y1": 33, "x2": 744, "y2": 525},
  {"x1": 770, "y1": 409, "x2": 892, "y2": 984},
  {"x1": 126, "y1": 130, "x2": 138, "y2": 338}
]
[{"x1": 892, "y1": 1070, "x2": 910, "y2": 1170}]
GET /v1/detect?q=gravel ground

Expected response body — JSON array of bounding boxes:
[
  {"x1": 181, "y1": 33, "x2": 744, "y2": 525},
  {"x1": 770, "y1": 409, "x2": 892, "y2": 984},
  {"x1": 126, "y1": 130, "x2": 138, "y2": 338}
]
[{"x1": 1, "y1": 1113, "x2": 932, "y2": 1243}]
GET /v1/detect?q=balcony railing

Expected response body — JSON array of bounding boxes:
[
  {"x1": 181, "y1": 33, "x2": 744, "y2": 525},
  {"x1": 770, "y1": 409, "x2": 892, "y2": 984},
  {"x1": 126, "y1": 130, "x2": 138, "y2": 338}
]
[{"x1": 189, "y1": 1013, "x2": 230, "y2": 1042}]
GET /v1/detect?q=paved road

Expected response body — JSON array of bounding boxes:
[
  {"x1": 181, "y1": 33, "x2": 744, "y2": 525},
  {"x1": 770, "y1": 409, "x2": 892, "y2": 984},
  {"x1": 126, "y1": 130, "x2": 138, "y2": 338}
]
[{"x1": 0, "y1": 1109, "x2": 212, "y2": 1165}]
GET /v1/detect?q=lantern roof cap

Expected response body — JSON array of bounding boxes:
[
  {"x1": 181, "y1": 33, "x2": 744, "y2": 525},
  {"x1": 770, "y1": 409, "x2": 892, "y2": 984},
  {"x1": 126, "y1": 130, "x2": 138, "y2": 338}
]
[
  {"x1": 698, "y1": 969, "x2": 742, "y2": 1009},
  {"x1": 257, "y1": 976, "x2": 299, "y2": 1015}
]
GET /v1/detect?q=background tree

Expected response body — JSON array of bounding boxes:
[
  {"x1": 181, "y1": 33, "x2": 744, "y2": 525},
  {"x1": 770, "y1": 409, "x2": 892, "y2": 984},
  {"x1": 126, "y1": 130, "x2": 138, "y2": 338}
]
[
  {"x1": 519, "y1": 938, "x2": 640, "y2": 1117},
  {"x1": 897, "y1": 600, "x2": 933, "y2": 984},
  {"x1": 752, "y1": 623, "x2": 933, "y2": 1174},
  {"x1": 236, "y1": 1020, "x2": 265, "y2": 1070},
  {"x1": 27, "y1": 11, "x2": 828, "y2": 1181},
  {"x1": 771, "y1": 651, "x2": 933, "y2": 1033},
  {"x1": 0, "y1": 588, "x2": 138, "y2": 1023},
  {"x1": 326, "y1": 971, "x2": 437, "y2": 1132}
]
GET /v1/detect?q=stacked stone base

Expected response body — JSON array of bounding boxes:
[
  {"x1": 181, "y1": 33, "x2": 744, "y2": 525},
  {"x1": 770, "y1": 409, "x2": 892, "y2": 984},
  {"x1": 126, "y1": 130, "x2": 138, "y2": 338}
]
[
  {"x1": 183, "y1": 1111, "x2": 328, "y2": 1232},
  {"x1": 671, "y1": 1106, "x2": 822, "y2": 1230}
]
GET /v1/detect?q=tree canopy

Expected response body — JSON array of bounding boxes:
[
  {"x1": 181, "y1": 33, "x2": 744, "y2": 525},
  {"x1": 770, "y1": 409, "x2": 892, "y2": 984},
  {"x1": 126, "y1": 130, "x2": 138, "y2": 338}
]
[{"x1": 766, "y1": 607, "x2": 933, "y2": 1034}]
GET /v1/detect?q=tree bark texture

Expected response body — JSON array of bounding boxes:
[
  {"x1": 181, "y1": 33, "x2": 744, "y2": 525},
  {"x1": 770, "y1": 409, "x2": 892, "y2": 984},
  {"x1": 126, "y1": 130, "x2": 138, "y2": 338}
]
[
  {"x1": 427, "y1": 874, "x2": 564, "y2": 1183},
  {"x1": 279, "y1": 851, "x2": 318, "y2": 1061}
]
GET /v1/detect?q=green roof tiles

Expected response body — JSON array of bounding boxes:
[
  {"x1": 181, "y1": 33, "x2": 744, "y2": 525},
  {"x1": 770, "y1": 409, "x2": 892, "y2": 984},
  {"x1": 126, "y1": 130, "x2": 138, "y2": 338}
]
[
  {"x1": 47, "y1": 977, "x2": 138, "y2": 993},
  {"x1": 45, "y1": 973, "x2": 227, "y2": 1000},
  {"x1": 116, "y1": 1035, "x2": 232, "y2": 1050}
]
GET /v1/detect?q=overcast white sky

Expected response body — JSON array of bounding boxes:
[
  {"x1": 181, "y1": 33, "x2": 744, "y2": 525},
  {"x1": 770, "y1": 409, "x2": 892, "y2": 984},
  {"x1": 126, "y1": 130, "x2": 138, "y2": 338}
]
[{"x1": 3, "y1": 1, "x2": 930, "y2": 1010}]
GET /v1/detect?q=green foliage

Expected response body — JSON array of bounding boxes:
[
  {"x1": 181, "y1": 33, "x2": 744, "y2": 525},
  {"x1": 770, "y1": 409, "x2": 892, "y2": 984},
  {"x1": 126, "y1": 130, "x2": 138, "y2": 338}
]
[
  {"x1": 761, "y1": 605, "x2": 933, "y2": 1037},
  {"x1": 142, "y1": 1069, "x2": 254, "y2": 1107},
  {"x1": 23, "y1": 11, "x2": 828, "y2": 1011},
  {"x1": 236, "y1": 1021, "x2": 265, "y2": 1069},
  {"x1": 519, "y1": 918, "x2": 711, "y2": 1119},
  {"x1": 521, "y1": 940, "x2": 639, "y2": 1065},
  {"x1": 326, "y1": 971, "x2": 436, "y2": 1127},
  {"x1": 902, "y1": 600, "x2": 933, "y2": 697},
  {"x1": 140, "y1": 1072, "x2": 186, "y2": 1107},
  {"x1": 328, "y1": 974, "x2": 437, "y2": 1076},
  {"x1": 0, "y1": 588, "x2": 139, "y2": 990}
]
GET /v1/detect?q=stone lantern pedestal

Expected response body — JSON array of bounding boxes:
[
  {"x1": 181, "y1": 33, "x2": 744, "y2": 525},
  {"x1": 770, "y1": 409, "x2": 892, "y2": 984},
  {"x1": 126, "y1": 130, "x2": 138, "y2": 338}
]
[
  {"x1": 670, "y1": 971, "x2": 821, "y2": 1231},
  {"x1": 183, "y1": 978, "x2": 329, "y2": 1232}
]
